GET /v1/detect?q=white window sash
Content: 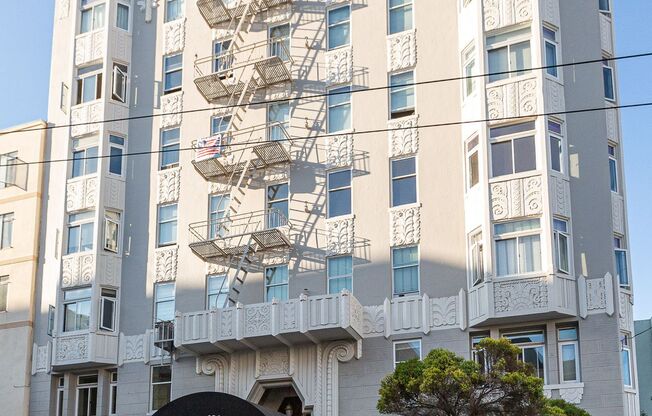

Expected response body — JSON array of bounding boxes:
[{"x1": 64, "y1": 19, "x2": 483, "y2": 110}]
[
  {"x1": 558, "y1": 340, "x2": 580, "y2": 383},
  {"x1": 112, "y1": 65, "x2": 128, "y2": 103}
]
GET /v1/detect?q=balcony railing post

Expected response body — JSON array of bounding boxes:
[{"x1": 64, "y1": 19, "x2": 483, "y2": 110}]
[
  {"x1": 236, "y1": 302, "x2": 245, "y2": 341},
  {"x1": 299, "y1": 293, "x2": 309, "y2": 334},
  {"x1": 271, "y1": 297, "x2": 280, "y2": 337},
  {"x1": 340, "y1": 290, "x2": 350, "y2": 329}
]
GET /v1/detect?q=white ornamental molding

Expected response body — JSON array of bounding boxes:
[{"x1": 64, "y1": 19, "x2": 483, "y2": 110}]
[
  {"x1": 55, "y1": 335, "x2": 89, "y2": 362},
  {"x1": 612, "y1": 193, "x2": 625, "y2": 235},
  {"x1": 494, "y1": 277, "x2": 548, "y2": 313},
  {"x1": 325, "y1": 46, "x2": 353, "y2": 85},
  {"x1": 158, "y1": 167, "x2": 181, "y2": 204},
  {"x1": 544, "y1": 384, "x2": 584, "y2": 405},
  {"x1": 606, "y1": 107, "x2": 618, "y2": 142},
  {"x1": 106, "y1": 102, "x2": 130, "y2": 136},
  {"x1": 320, "y1": 341, "x2": 360, "y2": 416},
  {"x1": 326, "y1": 134, "x2": 353, "y2": 169},
  {"x1": 600, "y1": 13, "x2": 614, "y2": 55},
  {"x1": 388, "y1": 115, "x2": 419, "y2": 158},
  {"x1": 207, "y1": 262, "x2": 227, "y2": 276},
  {"x1": 542, "y1": 0, "x2": 560, "y2": 27},
  {"x1": 155, "y1": 246, "x2": 178, "y2": 282},
  {"x1": 486, "y1": 77, "x2": 537, "y2": 122},
  {"x1": 119, "y1": 333, "x2": 146, "y2": 365},
  {"x1": 61, "y1": 253, "x2": 95, "y2": 288},
  {"x1": 483, "y1": 0, "x2": 533, "y2": 32},
  {"x1": 362, "y1": 305, "x2": 385, "y2": 337},
  {"x1": 164, "y1": 18, "x2": 186, "y2": 55},
  {"x1": 389, "y1": 205, "x2": 421, "y2": 247},
  {"x1": 58, "y1": 0, "x2": 70, "y2": 20},
  {"x1": 545, "y1": 80, "x2": 565, "y2": 114},
  {"x1": 197, "y1": 354, "x2": 230, "y2": 392},
  {"x1": 104, "y1": 177, "x2": 125, "y2": 209},
  {"x1": 75, "y1": 31, "x2": 105, "y2": 66},
  {"x1": 245, "y1": 304, "x2": 273, "y2": 337},
  {"x1": 586, "y1": 277, "x2": 607, "y2": 311},
  {"x1": 71, "y1": 102, "x2": 103, "y2": 137},
  {"x1": 619, "y1": 291, "x2": 634, "y2": 333},
  {"x1": 265, "y1": 4, "x2": 292, "y2": 24},
  {"x1": 161, "y1": 92, "x2": 183, "y2": 128},
  {"x1": 550, "y1": 175, "x2": 571, "y2": 218},
  {"x1": 257, "y1": 348, "x2": 290, "y2": 377},
  {"x1": 263, "y1": 164, "x2": 290, "y2": 183},
  {"x1": 387, "y1": 29, "x2": 417, "y2": 72},
  {"x1": 326, "y1": 216, "x2": 354, "y2": 256},
  {"x1": 66, "y1": 176, "x2": 98, "y2": 212},
  {"x1": 431, "y1": 296, "x2": 457, "y2": 328},
  {"x1": 97, "y1": 255, "x2": 121, "y2": 286},
  {"x1": 32, "y1": 343, "x2": 52, "y2": 375},
  {"x1": 490, "y1": 175, "x2": 543, "y2": 220}
]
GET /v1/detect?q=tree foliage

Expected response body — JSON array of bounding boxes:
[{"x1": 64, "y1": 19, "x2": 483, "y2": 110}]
[{"x1": 377, "y1": 338, "x2": 589, "y2": 416}]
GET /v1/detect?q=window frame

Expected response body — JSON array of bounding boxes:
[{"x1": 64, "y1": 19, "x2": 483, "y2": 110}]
[
  {"x1": 603, "y1": 60, "x2": 616, "y2": 101},
  {"x1": 614, "y1": 236, "x2": 630, "y2": 288},
  {"x1": 160, "y1": 128, "x2": 180, "y2": 170},
  {"x1": 503, "y1": 330, "x2": 547, "y2": 382},
  {"x1": 157, "y1": 203, "x2": 178, "y2": 247},
  {"x1": 264, "y1": 264, "x2": 289, "y2": 302},
  {"x1": 548, "y1": 119, "x2": 564, "y2": 173},
  {"x1": 393, "y1": 339, "x2": 422, "y2": 368},
  {"x1": 608, "y1": 144, "x2": 619, "y2": 193},
  {"x1": 111, "y1": 62, "x2": 128, "y2": 103},
  {"x1": 116, "y1": 2, "x2": 130, "y2": 31},
  {"x1": 390, "y1": 156, "x2": 418, "y2": 207},
  {"x1": 466, "y1": 136, "x2": 480, "y2": 190},
  {"x1": 543, "y1": 26, "x2": 559, "y2": 79},
  {"x1": 489, "y1": 121, "x2": 537, "y2": 178},
  {"x1": 599, "y1": 0, "x2": 611, "y2": 14},
  {"x1": 150, "y1": 365, "x2": 172, "y2": 412},
  {"x1": 206, "y1": 274, "x2": 229, "y2": 310},
  {"x1": 392, "y1": 245, "x2": 420, "y2": 297},
  {"x1": 462, "y1": 44, "x2": 477, "y2": 98},
  {"x1": 553, "y1": 218, "x2": 571, "y2": 274},
  {"x1": 557, "y1": 326, "x2": 580, "y2": 383},
  {"x1": 389, "y1": 70, "x2": 416, "y2": 119},
  {"x1": 75, "y1": 374, "x2": 98, "y2": 416},
  {"x1": 80, "y1": 2, "x2": 106, "y2": 34},
  {"x1": 621, "y1": 333, "x2": 633, "y2": 388},
  {"x1": 267, "y1": 101, "x2": 291, "y2": 141},
  {"x1": 0, "y1": 212, "x2": 14, "y2": 250},
  {"x1": 62, "y1": 287, "x2": 92, "y2": 333},
  {"x1": 99, "y1": 288, "x2": 117, "y2": 332},
  {"x1": 266, "y1": 182, "x2": 289, "y2": 228},
  {"x1": 66, "y1": 211, "x2": 95, "y2": 255},
  {"x1": 388, "y1": 0, "x2": 414, "y2": 35},
  {"x1": 164, "y1": 0, "x2": 184, "y2": 23},
  {"x1": 268, "y1": 23, "x2": 291, "y2": 62},
  {"x1": 213, "y1": 38, "x2": 233, "y2": 74},
  {"x1": 56, "y1": 377, "x2": 65, "y2": 416},
  {"x1": 327, "y1": 169, "x2": 352, "y2": 218},
  {"x1": 154, "y1": 282, "x2": 175, "y2": 324},
  {"x1": 486, "y1": 27, "x2": 532, "y2": 84},
  {"x1": 469, "y1": 230, "x2": 484, "y2": 286},
  {"x1": 0, "y1": 152, "x2": 18, "y2": 189},
  {"x1": 327, "y1": 85, "x2": 352, "y2": 133},
  {"x1": 327, "y1": 4, "x2": 351, "y2": 50},
  {"x1": 163, "y1": 53, "x2": 183, "y2": 95},
  {"x1": 71, "y1": 145, "x2": 98, "y2": 178},
  {"x1": 109, "y1": 371, "x2": 118, "y2": 416},
  {"x1": 103, "y1": 210, "x2": 120, "y2": 253},
  {"x1": 48, "y1": 305, "x2": 56, "y2": 336},
  {"x1": 493, "y1": 219, "x2": 542, "y2": 277},
  {"x1": 208, "y1": 194, "x2": 230, "y2": 239},
  {"x1": 0, "y1": 276, "x2": 8, "y2": 312},
  {"x1": 108, "y1": 135, "x2": 125, "y2": 177},
  {"x1": 76, "y1": 67, "x2": 103, "y2": 105},
  {"x1": 327, "y1": 255, "x2": 353, "y2": 294}
]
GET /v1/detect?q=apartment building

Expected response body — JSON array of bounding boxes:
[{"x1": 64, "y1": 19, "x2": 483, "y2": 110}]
[
  {"x1": 28, "y1": 0, "x2": 638, "y2": 415},
  {"x1": 0, "y1": 120, "x2": 47, "y2": 416}
]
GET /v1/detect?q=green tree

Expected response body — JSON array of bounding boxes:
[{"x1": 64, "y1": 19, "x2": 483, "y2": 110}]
[{"x1": 377, "y1": 338, "x2": 589, "y2": 416}]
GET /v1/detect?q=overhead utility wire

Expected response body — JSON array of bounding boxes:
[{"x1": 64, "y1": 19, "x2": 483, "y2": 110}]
[
  {"x1": 5, "y1": 100, "x2": 652, "y2": 168},
  {"x1": 1, "y1": 51, "x2": 651, "y2": 136}
]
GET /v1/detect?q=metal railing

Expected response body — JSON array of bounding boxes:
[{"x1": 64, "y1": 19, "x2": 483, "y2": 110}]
[
  {"x1": 154, "y1": 320, "x2": 175, "y2": 353},
  {"x1": 189, "y1": 209, "x2": 289, "y2": 244}
]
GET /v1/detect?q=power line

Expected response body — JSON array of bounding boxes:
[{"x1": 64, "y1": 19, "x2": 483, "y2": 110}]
[
  {"x1": 5, "y1": 100, "x2": 652, "y2": 167},
  {"x1": 1, "y1": 51, "x2": 651, "y2": 136}
]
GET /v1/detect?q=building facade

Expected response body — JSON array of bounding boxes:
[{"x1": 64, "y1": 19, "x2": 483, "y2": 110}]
[
  {"x1": 28, "y1": 0, "x2": 638, "y2": 415},
  {"x1": 0, "y1": 120, "x2": 47, "y2": 416},
  {"x1": 635, "y1": 319, "x2": 652, "y2": 415}
]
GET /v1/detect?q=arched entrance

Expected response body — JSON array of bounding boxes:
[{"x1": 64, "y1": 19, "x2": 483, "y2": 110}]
[{"x1": 153, "y1": 392, "x2": 284, "y2": 416}]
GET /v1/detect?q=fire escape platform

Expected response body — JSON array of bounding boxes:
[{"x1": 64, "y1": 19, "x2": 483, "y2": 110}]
[
  {"x1": 197, "y1": 0, "x2": 292, "y2": 28},
  {"x1": 194, "y1": 76, "x2": 250, "y2": 103}
]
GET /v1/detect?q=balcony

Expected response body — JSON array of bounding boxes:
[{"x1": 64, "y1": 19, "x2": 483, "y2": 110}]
[
  {"x1": 189, "y1": 209, "x2": 291, "y2": 262},
  {"x1": 197, "y1": 0, "x2": 291, "y2": 28},
  {"x1": 194, "y1": 40, "x2": 292, "y2": 103},
  {"x1": 51, "y1": 332, "x2": 118, "y2": 370},
  {"x1": 154, "y1": 321, "x2": 176, "y2": 353},
  {"x1": 468, "y1": 274, "x2": 577, "y2": 327},
  {"x1": 175, "y1": 291, "x2": 363, "y2": 354}
]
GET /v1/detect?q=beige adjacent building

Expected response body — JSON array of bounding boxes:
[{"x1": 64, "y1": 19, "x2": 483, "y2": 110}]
[{"x1": 0, "y1": 120, "x2": 47, "y2": 416}]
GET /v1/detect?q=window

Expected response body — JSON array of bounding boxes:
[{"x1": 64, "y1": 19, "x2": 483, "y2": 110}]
[
  {"x1": 599, "y1": 0, "x2": 611, "y2": 14},
  {"x1": 268, "y1": 102, "x2": 290, "y2": 141},
  {"x1": 157, "y1": 204, "x2": 178, "y2": 246},
  {"x1": 553, "y1": 219, "x2": 570, "y2": 274},
  {"x1": 266, "y1": 183, "x2": 289, "y2": 228},
  {"x1": 549, "y1": 120, "x2": 563, "y2": 173},
  {"x1": 469, "y1": 231, "x2": 484, "y2": 286},
  {"x1": 0, "y1": 152, "x2": 17, "y2": 188},
  {"x1": 327, "y1": 86, "x2": 352, "y2": 133},
  {"x1": 391, "y1": 157, "x2": 417, "y2": 207},
  {"x1": 164, "y1": 54, "x2": 183, "y2": 94},
  {"x1": 100, "y1": 288, "x2": 117, "y2": 331},
  {"x1": 471, "y1": 334, "x2": 489, "y2": 372},
  {"x1": 504, "y1": 331, "x2": 546, "y2": 380},
  {"x1": 154, "y1": 282, "x2": 175, "y2": 323},
  {"x1": 394, "y1": 339, "x2": 421, "y2": 367},
  {"x1": 48, "y1": 305, "x2": 56, "y2": 336},
  {"x1": 490, "y1": 121, "x2": 536, "y2": 177},
  {"x1": 603, "y1": 60, "x2": 615, "y2": 101},
  {"x1": 67, "y1": 211, "x2": 94, "y2": 254},
  {"x1": 165, "y1": 0, "x2": 184, "y2": 22},
  {"x1": 211, "y1": 115, "x2": 231, "y2": 136},
  {"x1": 389, "y1": 71, "x2": 415, "y2": 119},
  {"x1": 76, "y1": 65, "x2": 103, "y2": 104},
  {"x1": 494, "y1": 219, "x2": 542, "y2": 276},
  {"x1": 116, "y1": 3, "x2": 129, "y2": 30},
  {"x1": 621, "y1": 333, "x2": 633, "y2": 388},
  {"x1": 76, "y1": 374, "x2": 98, "y2": 416},
  {"x1": 392, "y1": 246, "x2": 419, "y2": 296},
  {"x1": 265, "y1": 265, "x2": 289, "y2": 302},
  {"x1": 151, "y1": 365, "x2": 172, "y2": 411},
  {"x1": 72, "y1": 146, "x2": 98, "y2": 178},
  {"x1": 80, "y1": 2, "x2": 105, "y2": 34},
  {"x1": 109, "y1": 371, "x2": 118, "y2": 416},
  {"x1": 487, "y1": 27, "x2": 531, "y2": 83},
  {"x1": 558, "y1": 327, "x2": 580, "y2": 383},
  {"x1": 0, "y1": 276, "x2": 7, "y2": 312},
  {"x1": 328, "y1": 5, "x2": 351, "y2": 50},
  {"x1": 389, "y1": 0, "x2": 413, "y2": 35},
  {"x1": 462, "y1": 45, "x2": 476, "y2": 97},
  {"x1": 109, "y1": 135, "x2": 125, "y2": 176},
  {"x1": 543, "y1": 27, "x2": 559, "y2": 78},
  {"x1": 614, "y1": 237, "x2": 629, "y2": 287},
  {"x1": 269, "y1": 24, "x2": 291, "y2": 62},
  {"x1": 207, "y1": 274, "x2": 229, "y2": 310},
  {"x1": 160, "y1": 128, "x2": 180, "y2": 169},
  {"x1": 56, "y1": 377, "x2": 64, "y2": 416},
  {"x1": 608, "y1": 144, "x2": 618, "y2": 192},
  {"x1": 0, "y1": 213, "x2": 13, "y2": 249},
  {"x1": 466, "y1": 136, "x2": 480, "y2": 189},
  {"x1": 63, "y1": 288, "x2": 92, "y2": 332},
  {"x1": 328, "y1": 256, "x2": 352, "y2": 294},
  {"x1": 328, "y1": 170, "x2": 352, "y2": 218},
  {"x1": 112, "y1": 63, "x2": 128, "y2": 103},
  {"x1": 209, "y1": 194, "x2": 230, "y2": 239},
  {"x1": 213, "y1": 39, "x2": 233, "y2": 74},
  {"x1": 104, "y1": 211, "x2": 120, "y2": 253}
]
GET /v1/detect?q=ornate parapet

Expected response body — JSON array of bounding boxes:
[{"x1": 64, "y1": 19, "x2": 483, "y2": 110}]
[
  {"x1": 70, "y1": 101, "x2": 103, "y2": 137},
  {"x1": 387, "y1": 29, "x2": 417, "y2": 72},
  {"x1": 66, "y1": 176, "x2": 98, "y2": 212},
  {"x1": 325, "y1": 46, "x2": 353, "y2": 85},
  {"x1": 61, "y1": 252, "x2": 96, "y2": 288},
  {"x1": 75, "y1": 30, "x2": 105, "y2": 66},
  {"x1": 483, "y1": 0, "x2": 532, "y2": 32},
  {"x1": 486, "y1": 76, "x2": 537, "y2": 122},
  {"x1": 490, "y1": 174, "x2": 543, "y2": 220},
  {"x1": 51, "y1": 332, "x2": 118, "y2": 369}
]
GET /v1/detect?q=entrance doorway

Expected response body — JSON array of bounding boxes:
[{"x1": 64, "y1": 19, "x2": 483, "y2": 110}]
[{"x1": 258, "y1": 385, "x2": 304, "y2": 416}]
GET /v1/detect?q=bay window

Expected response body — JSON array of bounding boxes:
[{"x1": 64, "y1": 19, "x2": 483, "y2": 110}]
[
  {"x1": 328, "y1": 85, "x2": 352, "y2": 133},
  {"x1": 553, "y1": 219, "x2": 570, "y2": 274},
  {"x1": 265, "y1": 265, "x2": 289, "y2": 302},
  {"x1": 328, "y1": 169, "x2": 352, "y2": 218},
  {"x1": 391, "y1": 157, "x2": 417, "y2": 207},
  {"x1": 67, "y1": 211, "x2": 94, "y2": 254},
  {"x1": 76, "y1": 65, "x2": 103, "y2": 105},
  {"x1": 392, "y1": 245, "x2": 419, "y2": 296},
  {"x1": 389, "y1": 71, "x2": 415, "y2": 119},
  {"x1": 490, "y1": 121, "x2": 536, "y2": 177},
  {"x1": 487, "y1": 27, "x2": 531, "y2": 83},
  {"x1": 389, "y1": 0, "x2": 413, "y2": 35},
  {"x1": 328, "y1": 255, "x2": 353, "y2": 294},
  {"x1": 328, "y1": 5, "x2": 351, "y2": 50},
  {"x1": 63, "y1": 288, "x2": 92, "y2": 332},
  {"x1": 504, "y1": 330, "x2": 546, "y2": 380},
  {"x1": 558, "y1": 326, "x2": 580, "y2": 383},
  {"x1": 394, "y1": 339, "x2": 421, "y2": 367},
  {"x1": 494, "y1": 219, "x2": 542, "y2": 277}
]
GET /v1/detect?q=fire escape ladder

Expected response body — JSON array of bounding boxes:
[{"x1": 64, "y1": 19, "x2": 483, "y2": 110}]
[{"x1": 226, "y1": 234, "x2": 256, "y2": 306}]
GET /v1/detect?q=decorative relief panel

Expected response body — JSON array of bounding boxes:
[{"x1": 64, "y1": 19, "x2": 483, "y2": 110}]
[
  {"x1": 542, "y1": 0, "x2": 560, "y2": 27},
  {"x1": 612, "y1": 193, "x2": 625, "y2": 235},
  {"x1": 58, "y1": 0, "x2": 70, "y2": 20},
  {"x1": 387, "y1": 29, "x2": 417, "y2": 72},
  {"x1": 586, "y1": 278, "x2": 607, "y2": 311},
  {"x1": 257, "y1": 348, "x2": 290, "y2": 377},
  {"x1": 431, "y1": 296, "x2": 457, "y2": 327},
  {"x1": 71, "y1": 101, "x2": 103, "y2": 137},
  {"x1": 75, "y1": 31, "x2": 105, "y2": 66},
  {"x1": 158, "y1": 167, "x2": 181, "y2": 203},
  {"x1": 545, "y1": 80, "x2": 565, "y2": 114},
  {"x1": 245, "y1": 304, "x2": 272, "y2": 337},
  {"x1": 606, "y1": 107, "x2": 618, "y2": 142},
  {"x1": 325, "y1": 134, "x2": 353, "y2": 169},
  {"x1": 490, "y1": 175, "x2": 542, "y2": 220},
  {"x1": 599, "y1": 14, "x2": 614, "y2": 55},
  {"x1": 32, "y1": 343, "x2": 51, "y2": 374},
  {"x1": 263, "y1": 164, "x2": 290, "y2": 183},
  {"x1": 551, "y1": 175, "x2": 571, "y2": 218},
  {"x1": 483, "y1": 0, "x2": 533, "y2": 32},
  {"x1": 388, "y1": 115, "x2": 419, "y2": 157},
  {"x1": 66, "y1": 176, "x2": 98, "y2": 212},
  {"x1": 120, "y1": 334, "x2": 146, "y2": 364},
  {"x1": 97, "y1": 255, "x2": 121, "y2": 286},
  {"x1": 111, "y1": 28, "x2": 132, "y2": 63},
  {"x1": 362, "y1": 305, "x2": 385, "y2": 336},
  {"x1": 55, "y1": 335, "x2": 89, "y2": 362},
  {"x1": 619, "y1": 291, "x2": 633, "y2": 332},
  {"x1": 325, "y1": 46, "x2": 353, "y2": 85},
  {"x1": 494, "y1": 277, "x2": 548, "y2": 313},
  {"x1": 155, "y1": 246, "x2": 178, "y2": 282},
  {"x1": 161, "y1": 92, "x2": 183, "y2": 128},
  {"x1": 544, "y1": 384, "x2": 584, "y2": 405},
  {"x1": 104, "y1": 177, "x2": 125, "y2": 209},
  {"x1": 486, "y1": 77, "x2": 537, "y2": 122},
  {"x1": 326, "y1": 216, "x2": 354, "y2": 256},
  {"x1": 164, "y1": 18, "x2": 186, "y2": 55},
  {"x1": 389, "y1": 205, "x2": 421, "y2": 247},
  {"x1": 62, "y1": 253, "x2": 95, "y2": 288}
]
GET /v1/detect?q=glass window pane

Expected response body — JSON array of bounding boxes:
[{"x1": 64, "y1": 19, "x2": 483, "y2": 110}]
[
  {"x1": 392, "y1": 176, "x2": 417, "y2": 206},
  {"x1": 496, "y1": 238, "x2": 517, "y2": 276},
  {"x1": 328, "y1": 256, "x2": 352, "y2": 277},
  {"x1": 395, "y1": 340, "x2": 420, "y2": 363},
  {"x1": 389, "y1": 3, "x2": 413, "y2": 34},
  {"x1": 510, "y1": 41, "x2": 531, "y2": 76},
  {"x1": 155, "y1": 300, "x2": 174, "y2": 322},
  {"x1": 86, "y1": 147, "x2": 98, "y2": 174},
  {"x1": 514, "y1": 136, "x2": 536, "y2": 173},
  {"x1": 545, "y1": 41, "x2": 558, "y2": 77},
  {"x1": 599, "y1": 0, "x2": 610, "y2": 12},
  {"x1": 80, "y1": 9, "x2": 92, "y2": 33},
  {"x1": 265, "y1": 266, "x2": 289, "y2": 285},
  {"x1": 267, "y1": 183, "x2": 289, "y2": 201},
  {"x1": 328, "y1": 101, "x2": 351, "y2": 133},
  {"x1": 609, "y1": 158, "x2": 618, "y2": 192},
  {"x1": 165, "y1": 54, "x2": 183, "y2": 71},
  {"x1": 152, "y1": 365, "x2": 172, "y2": 383},
  {"x1": 469, "y1": 152, "x2": 479, "y2": 187},
  {"x1": 603, "y1": 66, "x2": 615, "y2": 100},
  {"x1": 616, "y1": 250, "x2": 629, "y2": 286},
  {"x1": 82, "y1": 76, "x2": 97, "y2": 103},
  {"x1": 494, "y1": 219, "x2": 540, "y2": 234},
  {"x1": 519, "y1": 234, "x2": 541, "y2": 273},
  {"x1": 558, "y1": 328, "x2": 577, "y2": 341},
  {"x1": 79, "y1": 223, "x2": 94, "y2": 251},
  {"x1": 329, "y1": 170, "x2": 351, "y2": 189},
  {"x1": 491, "y1": 141, "x2": 513, "y2": 177},
  {"x1": 102, "y1": 298, "x2": 115, "y2": 329},
  {"x1": 392, "y1": 157, "x2": 416, "y2": 178},
  {"x1": 393, "y1": 246, "x2": 418, "y2": 267},
  {"x1": 328, "y1": 188, "x2": 351, "y2": 217},
  {"x1": 67, "y1": 226, "x2": 80, "y2": 254},
  {"x1": 328, "y1": 276, "x2": 352, "y2": 294},
  {"x1": 558, "y1": 233, "x2": 569, "y2": 272},
  {"x1": 394, "y1": 265, "x2": 418, "y2": 294},
  {"x1": 390, "y1": 87, "x2": 415, "y2": 114},
  {"x1": 328, "y1": 6, "x2": 350, "y2": 49},
  {"x1": 164, "y1": 70, "x2": 182, "y2": 91},
  {"x1": 523, "y1": 346, "x2": 545, "y2": 379},
  {"x1": 72, "y1": 151, "x2": 84, "y2": 177},
  {"x1": 93, "y1": 4, "x2": 106, "y2": 29},
  {"x1": 490, "y1": 122, "x2": 536, "y2": 138},
  {"x1": 488, "y1": 47, "x2": 509, "y2": 83},
  {"x1": 109, "y1": 146, "x2": 123, "y2": 175},
  {"x1": 622, "y1": 350, "x2": 632, "y2": 386},
  {"x1": 550, "y1": 136, "x2": 562, "y2": 172},
  {"x1": 117, "y1": 4, "x2": 129, "y2": 30}
]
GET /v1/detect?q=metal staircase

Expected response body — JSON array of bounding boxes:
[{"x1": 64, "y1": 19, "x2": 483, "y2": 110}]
[{"x1": 196, "y1": 0, "x2": 291, "y2": 31}]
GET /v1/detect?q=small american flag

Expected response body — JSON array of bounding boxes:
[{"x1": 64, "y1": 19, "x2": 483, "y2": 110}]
[{"x1": 195, "y1": 134, "x2": 223, "y2": 161}]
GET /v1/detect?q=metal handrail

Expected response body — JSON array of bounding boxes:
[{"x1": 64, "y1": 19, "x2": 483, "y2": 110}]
[
  {"x1": 189, "y1": 208, "x2": 289, "y2": 242},
  {"x1": 191, "y1": 121, "x2": 292, "y2": 158},
  {"x1": 194, "y1": 39, "x2": 293, "y2": 77}
]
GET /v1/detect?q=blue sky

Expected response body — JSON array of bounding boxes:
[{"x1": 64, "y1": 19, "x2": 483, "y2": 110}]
[{"x1": 1, "y1": 1, "x2": 651, "y2": 318}]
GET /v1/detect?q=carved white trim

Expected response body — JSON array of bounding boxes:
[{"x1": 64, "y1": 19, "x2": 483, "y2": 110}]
[
  {"x1": 542, "y1": 0, "x2": 560, "y2": 27},
  {"x1": 389, "y1": 205, "x2": 421, "y2": 247},
  {"x1": 158, "y1": 167, "x2": 181, "y2": 203},
  {"x1": 325, "y1": 46, "x2": 353, "y2": 85},
  {"x1": 155, "y1": 246, "x2": 178, "y2": 282},
  {"x1": 197, "y1": 354, "x2": 230, "y2": 392},
  {"x1": 483, "y1": 0, "x2": 533, "y2": 32},
  {"x1": 544, "y1": 383, "x2": 585, "y2": 405},
  {"x1": 257, "y1": 348, "x2": 290, "y2": 377},
  {"x1": 164, "y1": 18, "x2": 186, "y2": 55},
  {"x1": 265, "y1": 3, "x2": 292, "y2": 24},
  {"x1": 326, "y1": 134, "x2": 353, "y2": 169},
  {"x1": 551, "y1": 175, "x2": 571, "y2": 218},
  {"x1": 612, "y1": 193, "x2": 625, "y2": 235},
  {"x1": 61, "y1": 253, "x2": 95, "y2": 288},
  {"x1": 66, "y1": 176, "x2": 98, "y2": 212},
  {"x1": 321, "y1": 341, "x2": 359, "y2": 416},
  {"x1": 71, "y1": 101, "x2": 103, "y2": 137},
  {"x1": 431, "y1": 296, "x2": 457, "y2": 328},
  {"x1": 490, "y1": 175, "x2": 543, "y2": 220},
  {"x1": 387, "y1": 29, "x2": 417, "y2": 72},
  {"x1": 494, "y1": 277, "x2": 548, "y2": 313},
  {"x1": 58, "y1": 0, "x2": 71, "y2": 20},
  {"x1": 586, "y1": 277, "x2": 607, "y2": 312},
  {"x1": 32, "y1": 342, "x2": 51, "y2": 375},
  {"x1": 326, "y1": 216, "x2": 354, "y2": 256},
  {"x1": 161, "y1": 91, "x2": 183, "y2": 128},
  {"x1": 619, "y1": 291, "x2": 633, "y2": 333},
  {"x1": 362, "y1": 305, "x2": 385, "y2": 337},
  {"x1": 388, "y1": 115, "x2": 419, "y2": 157},
  {"x1": 486, "y1": 77, "x2": 537, "y2": 122},
  {"x1": 55, "y1": 335, "x2": 89, "y2": 362},
  {"x1": 599, "y1": 13, "x2": 614, "y2": 54},
  {"x1": 606, "y1": 106, "x2": 618, "y2": 143},
  {"x1": 75, "y1": 31, "x2": 105, "y2": 66},
  {"x1": 545, "y1": 80, "x2": 565, "y2": 114},
  {"x1": 119, "y1": 333, "x2": 146, "y2": 364}
]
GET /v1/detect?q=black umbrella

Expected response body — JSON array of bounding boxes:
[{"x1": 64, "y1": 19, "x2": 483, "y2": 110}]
[{"x1": 153, "y1": 392, "x2": 285, "y2": 416}]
